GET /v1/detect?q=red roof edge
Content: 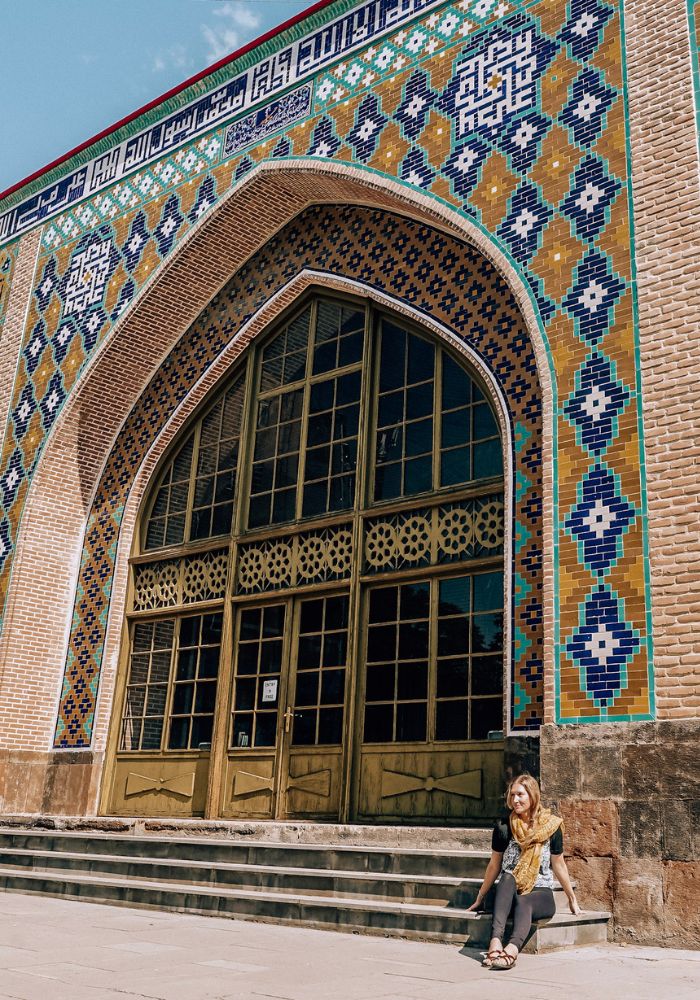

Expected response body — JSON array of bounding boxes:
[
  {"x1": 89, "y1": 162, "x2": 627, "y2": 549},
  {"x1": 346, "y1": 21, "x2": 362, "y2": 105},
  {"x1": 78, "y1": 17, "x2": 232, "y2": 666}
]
[{"x1": 0, "y1": 0, "x2": 337, "y2": 204}]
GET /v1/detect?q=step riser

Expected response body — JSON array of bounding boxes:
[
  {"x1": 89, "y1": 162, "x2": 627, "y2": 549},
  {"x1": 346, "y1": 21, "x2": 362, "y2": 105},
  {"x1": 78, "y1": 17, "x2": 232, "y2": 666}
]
[
  {"x1": 0, "y1": 835, "x2": 487, "y2": 877},
  {"x1": 0, "y1": 852, "x2": 573, "y2": 910},
  {"x1": 0, "y1": 874, "x2": 605, "y2": 950}
]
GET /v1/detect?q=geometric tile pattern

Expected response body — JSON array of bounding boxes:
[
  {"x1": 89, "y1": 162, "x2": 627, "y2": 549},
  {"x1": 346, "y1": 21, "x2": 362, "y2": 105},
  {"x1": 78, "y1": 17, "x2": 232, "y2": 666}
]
[
  {"x1": 0, "y1": 0, "x2": 652, "y2": 735},
  {"x1": 54, "y1": 205, "x2": 543, "y2": 745}
]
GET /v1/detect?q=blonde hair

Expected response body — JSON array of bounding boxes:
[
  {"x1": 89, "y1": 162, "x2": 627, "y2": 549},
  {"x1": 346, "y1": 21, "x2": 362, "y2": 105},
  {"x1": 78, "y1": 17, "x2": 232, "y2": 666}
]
[{"x1": 506, "y1": 773, "x2": 542, "y2": 820}]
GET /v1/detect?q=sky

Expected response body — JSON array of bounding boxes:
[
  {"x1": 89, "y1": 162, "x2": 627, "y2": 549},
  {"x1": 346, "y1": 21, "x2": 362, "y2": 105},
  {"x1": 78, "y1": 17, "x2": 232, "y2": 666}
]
[{"x1": 1, "y1": 0, "x2": 314, "y2": 195}]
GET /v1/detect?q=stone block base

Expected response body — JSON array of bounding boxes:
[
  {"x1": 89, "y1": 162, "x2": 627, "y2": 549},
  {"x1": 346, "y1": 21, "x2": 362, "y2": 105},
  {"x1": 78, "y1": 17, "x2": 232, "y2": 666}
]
[
  {"x1": 541, "y1": 719, "x2": 700, "y2": 949},
  {"x1": 0, "y1": 750, "x2": 102, "y2": 816}
]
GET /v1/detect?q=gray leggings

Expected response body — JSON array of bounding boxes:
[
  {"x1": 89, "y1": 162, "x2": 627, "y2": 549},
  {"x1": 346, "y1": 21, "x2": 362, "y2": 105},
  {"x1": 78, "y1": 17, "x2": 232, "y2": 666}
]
[{"x1": 490, "y1": 872, "x2": 556, "y2": 951}]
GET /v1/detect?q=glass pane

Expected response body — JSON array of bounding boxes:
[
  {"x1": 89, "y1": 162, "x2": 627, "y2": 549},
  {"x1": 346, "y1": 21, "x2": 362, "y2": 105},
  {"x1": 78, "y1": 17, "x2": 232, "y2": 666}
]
[
  {"x1": 471, "y1": 655, "x2": 503, "y2": 696},
  {"x1": 473, "y1": 572, "x2": 503, "y2": 612},
  {"x1": 436, "y1": 700, "x2": 468, "y2": 741},
  {"x1": 366, "y1": 664, "x2": 395, "y2": 702},
  {"x1": 295, "y1": 671, "x2": 319, "y2": 707},
  {"x1": 471, "y1": 698, "x2": 503, "y2": 740},
  {"x1": 318, "y1": 707, "x2": 343, "y2": 745},
  {"x1": 254, "y1": 712, "x2": 277, "y2": 747},
  {"x1": 293, "y1": 710, "x2": 316, "y2": 745},
  {"x1": 364, "y1": 703, "x2": 394, "y2": 743},
  {"x1": 396, "y1": 702, "x2": 426, "y2": 742},
  {"x1": 437, "y1": 659, "x2": 469, "y2": 698}
]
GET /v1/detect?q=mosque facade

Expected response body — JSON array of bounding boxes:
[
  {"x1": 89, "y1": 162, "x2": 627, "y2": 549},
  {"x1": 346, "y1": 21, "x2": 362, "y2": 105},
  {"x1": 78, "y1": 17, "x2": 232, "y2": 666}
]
[{"x1": 0, "y1": 0, "x2": 698, "y2": 945}]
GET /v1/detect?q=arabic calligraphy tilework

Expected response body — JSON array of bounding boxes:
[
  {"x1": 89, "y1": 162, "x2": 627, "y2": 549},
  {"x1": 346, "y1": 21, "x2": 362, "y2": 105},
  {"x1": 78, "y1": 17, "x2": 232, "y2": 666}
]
[
  {"x1": 0, "y1": 0, "x2": 651, "y2": 738},
  {"x1": 54, "y1": 205, "x2": 543, "y2": 746}
]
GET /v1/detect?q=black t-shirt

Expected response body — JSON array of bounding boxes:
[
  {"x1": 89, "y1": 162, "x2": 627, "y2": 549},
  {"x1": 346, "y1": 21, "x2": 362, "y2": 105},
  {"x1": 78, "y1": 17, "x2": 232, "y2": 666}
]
[{"x1": 491, "y1": 817, "x2": 564, "y2": 856}]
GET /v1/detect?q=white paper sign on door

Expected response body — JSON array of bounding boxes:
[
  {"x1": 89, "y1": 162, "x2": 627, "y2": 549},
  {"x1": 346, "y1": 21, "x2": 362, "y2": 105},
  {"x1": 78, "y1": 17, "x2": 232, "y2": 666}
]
[{"x1": 262, "y1": 679, "x2": 278, "y2": 703}]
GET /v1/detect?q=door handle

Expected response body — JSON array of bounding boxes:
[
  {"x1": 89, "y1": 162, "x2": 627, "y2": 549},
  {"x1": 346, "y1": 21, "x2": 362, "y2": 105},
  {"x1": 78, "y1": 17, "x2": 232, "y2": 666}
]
[{"x1": 283, "y1": 706, "x2": 303, "y2": 733}]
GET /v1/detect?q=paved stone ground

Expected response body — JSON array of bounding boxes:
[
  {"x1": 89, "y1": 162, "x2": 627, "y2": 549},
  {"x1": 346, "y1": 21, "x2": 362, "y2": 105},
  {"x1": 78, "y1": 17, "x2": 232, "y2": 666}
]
[{"x1": 0, "y1": 893, "x2": 698, "y2": 1000}]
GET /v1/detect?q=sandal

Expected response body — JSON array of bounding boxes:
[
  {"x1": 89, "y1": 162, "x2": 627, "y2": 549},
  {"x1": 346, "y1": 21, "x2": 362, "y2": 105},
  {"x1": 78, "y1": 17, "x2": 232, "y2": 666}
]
[
  {"x1": 481, "y1": 950, "x2": 502, "y2": 968},
  {"x1": 491, "y1": 951, "x2": 517, "y2": 970}
]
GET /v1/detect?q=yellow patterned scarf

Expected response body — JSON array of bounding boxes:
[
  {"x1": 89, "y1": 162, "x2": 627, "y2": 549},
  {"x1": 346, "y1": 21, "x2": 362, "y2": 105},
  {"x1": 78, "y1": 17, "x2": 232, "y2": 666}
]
[{"x1": 510, "y1": 809, "x2": 563, "y2": 895}]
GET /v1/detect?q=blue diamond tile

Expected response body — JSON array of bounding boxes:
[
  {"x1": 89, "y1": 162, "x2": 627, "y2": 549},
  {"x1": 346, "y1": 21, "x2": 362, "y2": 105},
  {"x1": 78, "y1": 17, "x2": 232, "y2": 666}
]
[
  {"x1": 188, "y1": 176, "x2": 217, "y2": 224},
  {"x1": 562, "y1": 250, "x2": 626, "y2": 343},
  {"x1": 498, "y1": 112, "x2": 551, "y2": 174},
  {"x1": 564, "y1": 350, "x2": 631, "y2": 454},
  {"x1": 307, "y1": 117, "x2": 341, "y2": 158},
  {"x1": 153, "y1": 195, "x2": 184, "y2": 257},
  {"x1": 40, "y1": 371, "x2": 66, "y2": 430},
  {"x1": 35, "y1": 257, "x2": 58, "y2": 313},
  {"x1": 565, "y1": 464, "x2": 637, "y2": 575},
  {"x1": 12, "y1": 383, "x2": 37, "y2": 440},
  {"x1": 443, "y1": 138, "x2": 490, "y2": 202},
  {"x1": 347, "y1": 94, "x2": 387, "y2": 162},
  {"x1": 0, "y1": 449, "x2": 25, "y2": 508},
  {"x1": 561, "y1": 155, "x2": 622, "y2": 241},
  {"x1": 559, "y1": 68, "x2": 617, "y2": 149},
  {"x1": 0, "y1": 518, "x2": 12, "y2": 573},
  {"x1": 52, "y1": 318, "x2": 78, "y2": 365},
  {"x1": 272, "y1": 137, "x2": 291, "y2": 157},
  {"x1": 395, "y1": 69, "x2": 435, "y2": 141},
  {"x1": 23, "y1": 319, "x2": 47, "y2": 375},
  {"x1": 79, "y1": 307, "x2": 107, "y2": 353},
  {"x1": 497, "y1": 182, "x2": 553, "y2": 263},
  {"x1": 566, "y1": 586, "x2": 641, "y2": 707},
  {"x1": 122, "y1": 211, "x2": 150, "y2": 272},
  {"x1": 235, "y1": 156, "x2": 254, "y2": 181},
  {"x1": 400, "y1": 147, "x2": 435, "y2": 189},
  {"x1": 559, "y1": 0, "x2": 614, "y2": 63}
]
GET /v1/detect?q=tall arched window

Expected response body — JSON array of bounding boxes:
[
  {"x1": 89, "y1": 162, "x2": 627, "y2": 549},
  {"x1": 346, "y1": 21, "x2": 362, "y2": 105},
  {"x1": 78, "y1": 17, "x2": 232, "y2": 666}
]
[{"x1": 110, "y1": 294, "x2": 506, "y2": 822}]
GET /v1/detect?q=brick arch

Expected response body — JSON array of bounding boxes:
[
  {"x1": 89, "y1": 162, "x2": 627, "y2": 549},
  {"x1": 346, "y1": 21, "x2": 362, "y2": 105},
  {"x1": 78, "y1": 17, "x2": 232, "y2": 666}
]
[{"x1": 54, "y1": 203, "x2": 543, "y2": 749}]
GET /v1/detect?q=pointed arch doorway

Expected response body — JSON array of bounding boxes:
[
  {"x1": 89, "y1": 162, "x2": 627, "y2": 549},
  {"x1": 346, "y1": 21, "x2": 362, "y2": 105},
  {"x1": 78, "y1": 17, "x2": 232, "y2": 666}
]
[{"x1": 105, "y1": 289, "x2": 508, "y2": 823}]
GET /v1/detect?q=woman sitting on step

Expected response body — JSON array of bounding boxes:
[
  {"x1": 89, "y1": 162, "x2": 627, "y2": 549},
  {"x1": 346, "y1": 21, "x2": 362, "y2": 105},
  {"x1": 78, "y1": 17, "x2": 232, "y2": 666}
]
[{"x1": 467, "y1": 773, "x2": 580, "y2": 970}]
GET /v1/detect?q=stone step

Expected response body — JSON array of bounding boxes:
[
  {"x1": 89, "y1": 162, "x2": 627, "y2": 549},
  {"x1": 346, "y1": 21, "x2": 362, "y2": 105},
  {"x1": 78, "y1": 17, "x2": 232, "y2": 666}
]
[
  {"x1": 0, "y1": 847, "x2": 574, "y2": 910},
  {"x1": 0, "y1": 828, "x2": 490, "y2": 878},
  {"x1": 0, "y1": 866, "x2": 609, "y2": 950},
  {"x1": 0, "y1": 818, "x2": 493, "y2": 851}
]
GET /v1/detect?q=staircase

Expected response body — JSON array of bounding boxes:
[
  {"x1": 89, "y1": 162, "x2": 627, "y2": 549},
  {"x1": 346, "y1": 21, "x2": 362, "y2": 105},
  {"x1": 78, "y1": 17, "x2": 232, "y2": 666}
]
[{"x1": 0, "y1": 821, "x2": 609, "y2": 951}]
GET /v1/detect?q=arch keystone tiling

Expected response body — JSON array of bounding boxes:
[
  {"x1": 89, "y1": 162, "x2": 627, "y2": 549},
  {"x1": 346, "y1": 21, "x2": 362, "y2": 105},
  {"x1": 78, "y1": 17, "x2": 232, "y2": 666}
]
[
  {"x1": 0, "y1": 0, "x2": 652, "y2": 741},
  {"x1": 55, "y1": 204, "x2": 543, "y2": 748}
]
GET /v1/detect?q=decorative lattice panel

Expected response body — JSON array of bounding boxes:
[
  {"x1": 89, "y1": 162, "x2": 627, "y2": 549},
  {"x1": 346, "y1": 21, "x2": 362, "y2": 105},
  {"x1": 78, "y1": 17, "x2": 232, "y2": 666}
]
[
  {"x1": 236, "y1": 524, "x2": 353, "y2": 594},
  {"x1": 133, "y1": 549, "x2": 228, "y2": 610},
  {"x1": 364, "y1": 495, "x2": 504, "y2": 573}
]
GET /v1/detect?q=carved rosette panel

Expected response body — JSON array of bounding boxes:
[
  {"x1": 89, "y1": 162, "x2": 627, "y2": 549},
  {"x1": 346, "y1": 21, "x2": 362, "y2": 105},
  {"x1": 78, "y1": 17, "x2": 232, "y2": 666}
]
[
  {"x1": 133, "y1": 549, "x2": 228, "y2": 611},
  {"x1": 132, "y1": 560, "x2": 180, "y2": 610},
  {"x1": 364, "y1": 494, "x2": 504, "y2": 573},
  {"x1": 182, "y1": 549, "x2": 229, "y2": 603},
  {"x1": 236, "y1": 524, "x2": 353, "y2": 593}
]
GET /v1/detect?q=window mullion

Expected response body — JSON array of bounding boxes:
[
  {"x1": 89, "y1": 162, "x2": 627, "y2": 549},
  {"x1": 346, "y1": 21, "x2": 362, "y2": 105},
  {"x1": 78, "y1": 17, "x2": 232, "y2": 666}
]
[
  {"x1": 295, "y1": 302, "x2": 317, "y2": 522},
  {"x1": 183, "y1": 423, "x2": 202, "y2": 545},
  {"x1": 160, "y1": 617, "x2": 180, "y2": 753}
]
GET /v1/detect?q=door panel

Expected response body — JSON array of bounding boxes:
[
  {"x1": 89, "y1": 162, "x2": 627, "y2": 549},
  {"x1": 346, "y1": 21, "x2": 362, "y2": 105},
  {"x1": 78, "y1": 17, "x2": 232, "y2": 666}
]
[
  {"x1": 110, "y1": 751, "x2": 210, "y2": 817},
  {"x1": 357, "y1": 573, "x2": 505, "y2": 822},
  {"x1": 221, "y1": 602, "x2": 288, "y2": 819},
  {"x1": 357, "y1": 747, "x2": 503, "y2": 821},
  {"x1": 224, "y1": 753, "x2": 277, "y2": 817}
]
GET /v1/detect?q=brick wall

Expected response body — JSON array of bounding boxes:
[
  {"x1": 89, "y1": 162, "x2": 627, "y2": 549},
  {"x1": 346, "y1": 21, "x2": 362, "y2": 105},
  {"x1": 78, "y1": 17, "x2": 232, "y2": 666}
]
[{"x1": 625, "y1": 0, "x2": 700, "y2": 717}]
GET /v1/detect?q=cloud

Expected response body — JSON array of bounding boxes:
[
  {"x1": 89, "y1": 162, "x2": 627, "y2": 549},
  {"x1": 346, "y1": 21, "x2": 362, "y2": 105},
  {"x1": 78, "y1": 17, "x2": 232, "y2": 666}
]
[
  {"x1": 201, "y1": 1, "x2": 261, "y2": 62},
  {"x1": 152, "y1": 43, "x2": 192, "y2": 74}
]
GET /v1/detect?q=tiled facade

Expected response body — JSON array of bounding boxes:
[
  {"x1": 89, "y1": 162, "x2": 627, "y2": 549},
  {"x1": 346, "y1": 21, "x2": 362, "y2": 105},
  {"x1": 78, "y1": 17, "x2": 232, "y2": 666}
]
[
  {"x1": 2, "y1": 0, "x2": 700, "y2": 948},
  {"x1": 0, "y1": 0, "x2": 653, "y2": 741}
]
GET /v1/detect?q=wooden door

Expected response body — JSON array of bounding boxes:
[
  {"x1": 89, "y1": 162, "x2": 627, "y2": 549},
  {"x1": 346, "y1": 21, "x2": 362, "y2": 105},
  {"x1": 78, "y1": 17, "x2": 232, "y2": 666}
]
[
  {"x1": 355, "y1": 572, "x2": 505, "y2": 822},
  {"x1": 221, "y1": 593, "x2": 348, "y2": 820},
  {"x1": 278, "y1": 593, "x2": 349, "y2": 819}
]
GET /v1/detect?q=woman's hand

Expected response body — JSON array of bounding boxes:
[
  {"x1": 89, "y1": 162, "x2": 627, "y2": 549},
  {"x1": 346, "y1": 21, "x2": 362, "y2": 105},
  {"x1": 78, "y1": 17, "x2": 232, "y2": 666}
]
[
  {"x1": 466, "y1": 896, "x2": 483, "y2": 912},
  {"x1": 568, "y1": 894, "x2": 581, "y2": 915}
]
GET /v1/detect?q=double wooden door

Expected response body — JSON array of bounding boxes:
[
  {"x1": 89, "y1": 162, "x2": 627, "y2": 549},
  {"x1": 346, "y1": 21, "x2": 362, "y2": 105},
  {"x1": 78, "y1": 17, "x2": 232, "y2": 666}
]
[{"x1": 222, "y1": 591, "x2": 351, "y2": 819}]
